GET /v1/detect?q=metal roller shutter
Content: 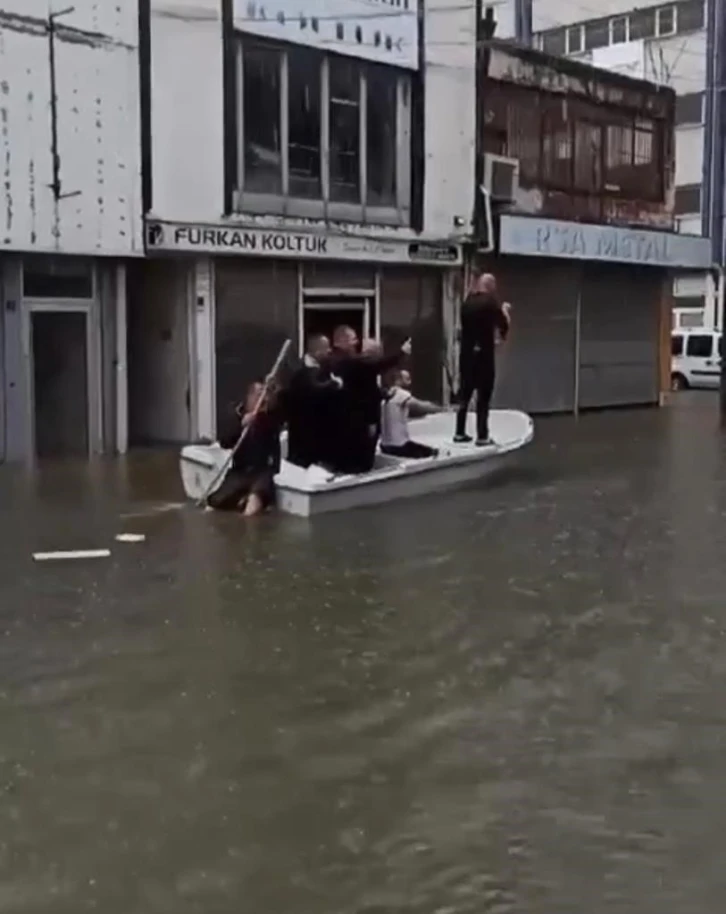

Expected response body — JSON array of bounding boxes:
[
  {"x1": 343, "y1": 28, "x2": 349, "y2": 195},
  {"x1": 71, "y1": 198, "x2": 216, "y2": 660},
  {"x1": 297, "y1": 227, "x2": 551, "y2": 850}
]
[
  {"x1": 492, "y1": 260, "x2": 578, "y2": 414},
  {"x1": 379, "y1": 267, "x2": 443, "y2": 402},
  {"x1": 214, "y1": 259, "x2": 298, "y2": 431},
  {"x1": 578, "y1": 266, "x2": 660, "y2": 409}
]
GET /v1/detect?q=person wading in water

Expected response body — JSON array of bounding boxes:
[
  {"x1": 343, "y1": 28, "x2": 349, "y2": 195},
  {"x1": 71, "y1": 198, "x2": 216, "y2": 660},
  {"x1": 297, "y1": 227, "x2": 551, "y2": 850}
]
[
  {"x1": 454, "y1": 272, "x2": 511, "y2": 446},
  {"x1": 208, "y1": 381, "x2": 283, "y2": 516}
]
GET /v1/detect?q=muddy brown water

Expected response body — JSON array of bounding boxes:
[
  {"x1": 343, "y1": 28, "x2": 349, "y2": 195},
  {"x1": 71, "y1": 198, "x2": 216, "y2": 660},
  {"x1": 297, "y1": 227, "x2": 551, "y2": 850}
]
[{"x1": 1, "y1": 394, "x2": 726, "y2": 913}]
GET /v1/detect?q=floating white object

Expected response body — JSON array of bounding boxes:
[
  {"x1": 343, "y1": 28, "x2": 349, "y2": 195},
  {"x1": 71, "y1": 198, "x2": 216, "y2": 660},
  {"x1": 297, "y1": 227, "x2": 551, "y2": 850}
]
[
  {"x1": 115, "y1": 533, "x2": 146, "y2": 543},
  {"x1": 33, "y1": 549, "x2": 111, "y2": 562}
]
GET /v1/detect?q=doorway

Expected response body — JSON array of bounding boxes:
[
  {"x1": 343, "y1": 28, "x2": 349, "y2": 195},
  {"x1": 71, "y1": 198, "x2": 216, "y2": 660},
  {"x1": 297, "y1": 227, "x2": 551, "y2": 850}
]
[
  {"x1": 30, "y1": 310, "x2": 90, "y2": 457},
  {"x1": 300, "y1": 295, "x2": 375, "y2": 353},
  {"x1": 126, "y1": 261, "x2": 192, "y2": 446}
]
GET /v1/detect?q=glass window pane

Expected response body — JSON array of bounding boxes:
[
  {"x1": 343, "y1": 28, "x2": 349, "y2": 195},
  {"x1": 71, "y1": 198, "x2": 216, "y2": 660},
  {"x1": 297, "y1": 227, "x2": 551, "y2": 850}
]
[
  {"x1": 542, "y1": 29, "x2": 566, "y2": 56},
  {"x1": 611, "y1": 17, "x2": 628, "y2": 44},
  {"x1": 657, "y1": 5, "x2": 676, "y2": 35},
  {"x1": 329, "y1": 57, "x2": 361, "y2": 203},
  {"x1": 287, "y1": 47, "x2": 321, "y2": 199},
  {"x1": 23, "y1": 256, "x2": 94, "y2": 298},
  {"x1": 242, "y1": 43, "x2": 282, "y2": 194},
  {"x1": 365, "y1": 64, "x2": 397, "y2": 208},
  {"x1": 566, "y1": 26, "x2": 583, "y2": 54},
  {"x1": 686, "y1": 334, "x2": 712, "y2": 357},
  {"x1": 630, "y1": 8, "x2": 656, "y2": 39},
  {"x1": 677, "y1": 0, "x2": 704, "y2": 33},
  {"x1": 584, "y1": 20, "x2": 609, "y2": 51},
  {"x1": 671, "y1": 335, "x2": 683, "y2": 356}
]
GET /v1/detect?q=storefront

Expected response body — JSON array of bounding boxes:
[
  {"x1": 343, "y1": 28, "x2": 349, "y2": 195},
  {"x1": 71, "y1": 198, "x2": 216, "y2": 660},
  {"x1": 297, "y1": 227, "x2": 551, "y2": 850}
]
[
  {"x1": 145, "y1": 219, "x2": 463, "y2": 435},
  {"x1": 0, "y1": 255, "x2": 126, "y2": 462},
  {"x1": 487, "y1": 215, "x2": 712, "y2": 415}
]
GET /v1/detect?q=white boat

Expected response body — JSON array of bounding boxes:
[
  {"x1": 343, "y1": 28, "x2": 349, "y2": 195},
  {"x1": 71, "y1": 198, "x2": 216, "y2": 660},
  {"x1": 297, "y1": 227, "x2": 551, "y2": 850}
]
[{"x1": 179, "y1": 410, "x2": 533, "y2": 517}]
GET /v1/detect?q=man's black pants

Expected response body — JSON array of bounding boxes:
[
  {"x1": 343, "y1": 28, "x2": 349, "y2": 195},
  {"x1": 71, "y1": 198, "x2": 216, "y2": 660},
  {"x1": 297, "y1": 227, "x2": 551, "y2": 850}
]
[{"x1": 455, "y1": 357, "x2": 495, "y2": 440}]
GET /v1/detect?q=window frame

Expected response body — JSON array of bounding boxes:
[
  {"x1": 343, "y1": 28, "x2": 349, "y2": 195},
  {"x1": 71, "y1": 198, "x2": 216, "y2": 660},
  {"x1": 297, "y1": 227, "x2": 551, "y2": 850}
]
[
  {"x1": 566, "y1": 25, "x2": 584, "y2": 54},
  {"x1": 609, "y1": 16, "x2": 629, "y2": 45},
  {"x1": 685, "y1": 333, "x2": 713, "y2": 358},
  {"x1": 234, "y1": 38, "x2": 411, "y2": 227},
  {"x1": 656, "y1": 5, "x2": 677, "y2": 36}
]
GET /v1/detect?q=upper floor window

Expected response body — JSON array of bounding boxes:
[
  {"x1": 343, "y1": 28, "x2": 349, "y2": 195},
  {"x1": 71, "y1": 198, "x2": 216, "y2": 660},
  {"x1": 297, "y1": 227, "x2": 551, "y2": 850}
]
[
  {"x1": 491, "y1": 86, "x2": 664, "y2": 204},
  {"x1": 566, "y1": 25, "x2": 584, "y2": 54},
  {"x1": 235, "y1": 37, "x2": 411, "y2": 226},
  {"x1": 537, "y1": 2, "x2": 703, "y2": 59},
  {"x1": 656, "y1": 5, "x2": 676, "y2": 36}
]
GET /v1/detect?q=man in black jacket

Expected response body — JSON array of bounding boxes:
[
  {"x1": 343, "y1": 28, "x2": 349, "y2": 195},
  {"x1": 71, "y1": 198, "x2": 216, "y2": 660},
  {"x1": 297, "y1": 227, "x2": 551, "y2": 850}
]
[
  {"x1": 328, "y1": 326, "x2": 411, "y2": 473},
  {"x1": 283, "y1": 333, "x2": 342, "y2": 469},
  {"x1": 454, "y1": 272, "x2": 510, "y2": 446}
]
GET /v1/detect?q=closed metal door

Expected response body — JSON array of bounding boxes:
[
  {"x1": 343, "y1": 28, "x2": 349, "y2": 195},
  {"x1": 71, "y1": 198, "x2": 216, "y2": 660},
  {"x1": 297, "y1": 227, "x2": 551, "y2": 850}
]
[
  {"x1": 492, "y1": 261, "x2": 579, "y2": 414},
  {"x1": 578, "y1": 266, "x2": 660, "y2": 409}
]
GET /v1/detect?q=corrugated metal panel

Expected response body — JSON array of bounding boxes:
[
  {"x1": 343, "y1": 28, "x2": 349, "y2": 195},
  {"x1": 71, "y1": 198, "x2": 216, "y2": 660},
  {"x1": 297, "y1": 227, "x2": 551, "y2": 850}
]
[
  {"x1": 578, "y1": 266, "x2": 660, "y2": 408},
  {"x1": 379, "y1": 267, "x2": 443, "y2": 401},
  {"x1": 493, "y1": 260, "x2": 578, "y2": 414},
  {"x1": 215, "y1": 258, "x2": 298, "y2": 431}
]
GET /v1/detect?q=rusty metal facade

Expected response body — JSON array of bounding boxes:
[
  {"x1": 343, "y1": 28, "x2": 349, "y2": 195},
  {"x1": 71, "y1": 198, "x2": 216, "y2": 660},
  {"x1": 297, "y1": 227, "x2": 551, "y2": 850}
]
[{"x1": 479, "y1": 42, "x2": 676, "y2": 230}]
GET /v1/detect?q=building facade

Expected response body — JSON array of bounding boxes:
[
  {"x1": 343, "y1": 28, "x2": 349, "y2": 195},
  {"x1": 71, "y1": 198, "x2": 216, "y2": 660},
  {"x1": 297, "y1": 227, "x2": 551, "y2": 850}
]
[
  {"x1": 137, "y1": 0, "x2": 478, "y2": 444},
  {"x1": 474, "y1": 40, "x2": 710, "y2": 414},
  {"x1": 0, "y1": 1, "x2": 143, "y2": 461},
  {"x1": 493, "y1": 0, "x2": 715, "y2": 326}
]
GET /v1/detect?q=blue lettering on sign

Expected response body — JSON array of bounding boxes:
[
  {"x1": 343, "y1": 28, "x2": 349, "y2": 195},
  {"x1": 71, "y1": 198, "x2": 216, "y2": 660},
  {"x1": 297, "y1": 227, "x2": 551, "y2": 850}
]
[{"x1": 533, "y1": 223, "x2": 671, "y2": 265}]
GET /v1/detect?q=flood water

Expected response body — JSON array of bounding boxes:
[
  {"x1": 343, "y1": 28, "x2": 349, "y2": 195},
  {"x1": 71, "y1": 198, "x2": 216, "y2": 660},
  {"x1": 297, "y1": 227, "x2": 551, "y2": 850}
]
[{"x1": 2, "y1": 393, "x2": 726, "y2": 913}]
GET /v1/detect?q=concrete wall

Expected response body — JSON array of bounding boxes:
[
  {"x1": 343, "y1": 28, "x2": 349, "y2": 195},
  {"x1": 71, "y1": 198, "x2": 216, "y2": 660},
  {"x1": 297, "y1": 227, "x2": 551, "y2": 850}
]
[
  {"x1": 423, "y1": 0, "x2": 477, "y2": 238},
  {"x1": 0, "y1": 1, "x2": 143, "y2": 256},
  {"x1": 148, "y1": 0, "x2": 477, "y2": 241},
  {"x1": 149, "y1": 0, "x2": 224, "y2": 224}
]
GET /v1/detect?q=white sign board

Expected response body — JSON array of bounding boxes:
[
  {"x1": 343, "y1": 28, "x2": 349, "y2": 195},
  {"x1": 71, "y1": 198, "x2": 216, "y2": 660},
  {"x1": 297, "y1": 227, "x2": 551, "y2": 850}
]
[
  {"x1": 233, "y1": 0, "x2": 419, "y2": 71},
  {"x1": 145, "y1": 221, "x2": 461, "y2": 266},
  {"x1": 499, "y1": 214, "x2": 712, "y2": 270}
]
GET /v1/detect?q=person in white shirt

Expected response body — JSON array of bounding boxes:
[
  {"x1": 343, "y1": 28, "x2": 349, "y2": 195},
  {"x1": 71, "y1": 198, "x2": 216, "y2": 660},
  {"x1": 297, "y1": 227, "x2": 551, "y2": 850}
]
[{"x1": 380, "y1": 369, "x2": 445, "y2": 459}]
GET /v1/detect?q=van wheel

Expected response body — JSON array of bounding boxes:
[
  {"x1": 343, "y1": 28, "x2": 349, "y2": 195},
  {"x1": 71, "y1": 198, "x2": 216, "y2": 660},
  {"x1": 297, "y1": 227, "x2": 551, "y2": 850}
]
[{"x1": 671, "y1": 373, "x2": 689, "y2": 391}]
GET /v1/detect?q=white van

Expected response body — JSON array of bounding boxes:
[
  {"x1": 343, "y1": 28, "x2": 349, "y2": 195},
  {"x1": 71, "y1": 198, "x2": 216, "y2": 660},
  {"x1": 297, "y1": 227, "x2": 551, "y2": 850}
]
[{"x1": 671, "y1": 329, "x2": 722, "y2": 390}]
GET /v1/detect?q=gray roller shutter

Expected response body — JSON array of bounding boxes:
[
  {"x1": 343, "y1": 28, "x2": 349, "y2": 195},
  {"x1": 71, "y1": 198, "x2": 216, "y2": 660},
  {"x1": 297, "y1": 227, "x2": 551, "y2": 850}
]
[
  {"x1": 492, "y1": 260, "x2": 578, "y2": 414},
  {"x1": 578, "y1": 266, "x2": 660, "y2": 409},
  {"x1": 215, "y1": 259, "x2": 298, "y2": 431},
  {"x1": 379, "y1": 267, "x2": 443, "y2": 402}
]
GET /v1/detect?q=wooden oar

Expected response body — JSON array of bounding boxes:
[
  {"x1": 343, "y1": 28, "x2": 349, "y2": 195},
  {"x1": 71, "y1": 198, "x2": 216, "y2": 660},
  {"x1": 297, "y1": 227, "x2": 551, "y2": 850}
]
[{"x1": 197, "y1": 338, "x2": 292, "y2": 507}]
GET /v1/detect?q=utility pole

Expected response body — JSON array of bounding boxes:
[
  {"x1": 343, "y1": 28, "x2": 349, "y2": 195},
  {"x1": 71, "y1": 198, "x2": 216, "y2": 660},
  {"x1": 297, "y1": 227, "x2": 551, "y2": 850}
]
[
  {"x1": 703, "y1": 0, "x2": 726, "y2": 413},
  {"x1": 514, "y1": 0, "x2": 533, "y2": 46}
]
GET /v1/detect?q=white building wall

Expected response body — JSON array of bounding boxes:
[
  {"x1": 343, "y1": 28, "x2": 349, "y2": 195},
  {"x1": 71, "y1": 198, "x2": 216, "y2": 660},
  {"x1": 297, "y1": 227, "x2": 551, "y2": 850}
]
[
  {"x1": 0, "y1": 0, "x2": 142, "y2": 255},
  {"x1": 676, "y1": 126, "x2": 705, "y2": 186},
  {"x1": 148, "y1": 0, "x2": 477, "y2": 241},
  {"x1": 423, "y1": 1, "x2": 477, "y2": 238},
  {"x1": 149, "y1": 0, "x2": 225, "y2": 224}
]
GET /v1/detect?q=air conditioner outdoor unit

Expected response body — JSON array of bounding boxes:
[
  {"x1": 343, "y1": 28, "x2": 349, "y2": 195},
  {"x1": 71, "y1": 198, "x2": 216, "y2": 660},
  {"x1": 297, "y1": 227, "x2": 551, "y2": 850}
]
[{"x1": 482, "y1": 153, "x2": 520, "y2": 201}]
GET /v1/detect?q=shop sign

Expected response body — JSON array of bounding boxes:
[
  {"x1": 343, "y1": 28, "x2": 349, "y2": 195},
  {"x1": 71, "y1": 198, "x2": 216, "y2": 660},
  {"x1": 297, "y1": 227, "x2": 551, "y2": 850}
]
[
  {"x1": 499, "y1": 214, "x2": 712, "y2": 270},
  {"x1": 145, "y1": 221, "x2": 463, "y2": 266}
]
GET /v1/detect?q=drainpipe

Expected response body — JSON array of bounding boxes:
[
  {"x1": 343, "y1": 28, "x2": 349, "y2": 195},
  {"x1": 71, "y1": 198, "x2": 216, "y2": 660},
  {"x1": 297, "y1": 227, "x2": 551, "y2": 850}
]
[{"x1": 514, "y1": 0, "x2": 533, "y2": 46}]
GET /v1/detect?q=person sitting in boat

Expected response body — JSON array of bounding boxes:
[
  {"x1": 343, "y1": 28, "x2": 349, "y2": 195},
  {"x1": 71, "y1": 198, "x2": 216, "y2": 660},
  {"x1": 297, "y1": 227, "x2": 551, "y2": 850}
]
[
  {"x1": 207, "y1": 380, "x2": 282, "y2": 516},
  {"x1": 328, "y1": 327, "x2": 411, "y2": 474},
  {"x1": 282, "y1": 333, "x2": 343, "y2": 469},
  {"x1": 380, "y1": 368, "x2": 445, "y2": 459}
]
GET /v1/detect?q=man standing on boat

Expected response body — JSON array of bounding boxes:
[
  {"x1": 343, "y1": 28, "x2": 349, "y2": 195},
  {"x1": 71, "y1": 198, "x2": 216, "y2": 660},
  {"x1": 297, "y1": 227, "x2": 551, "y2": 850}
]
[{"x1": 454, "y1": 272, "x2": 511, "y2": 446}]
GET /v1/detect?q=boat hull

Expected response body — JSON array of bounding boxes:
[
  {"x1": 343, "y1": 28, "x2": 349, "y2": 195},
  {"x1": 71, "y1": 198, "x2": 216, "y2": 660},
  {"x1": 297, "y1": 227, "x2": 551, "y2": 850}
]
[{"x1": 179, "y1": 410, "x2": 533, "y2": 516}]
